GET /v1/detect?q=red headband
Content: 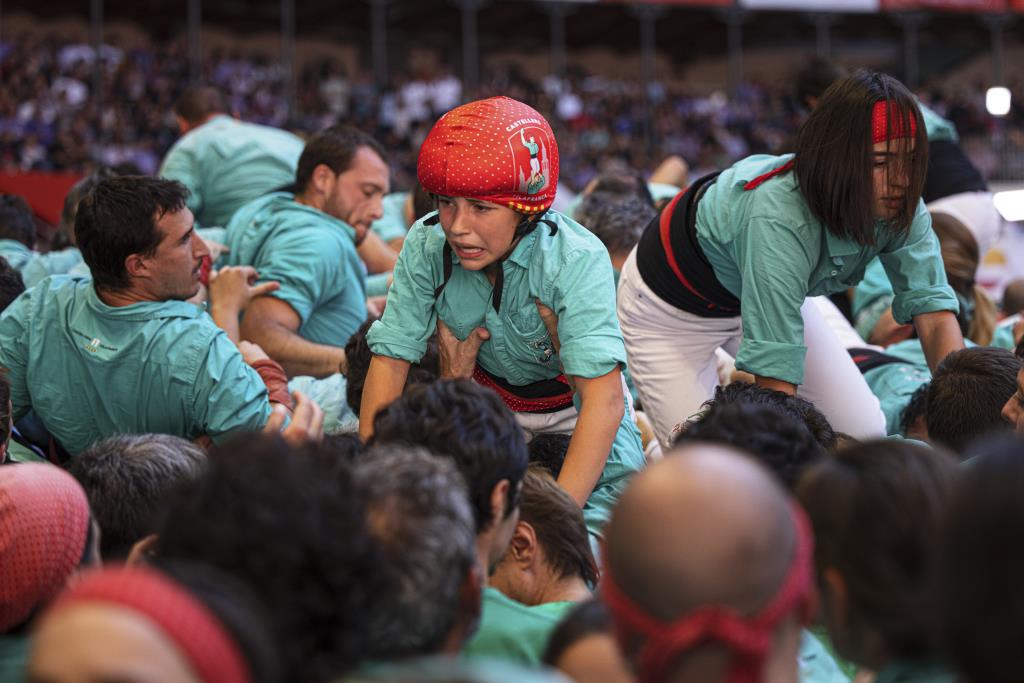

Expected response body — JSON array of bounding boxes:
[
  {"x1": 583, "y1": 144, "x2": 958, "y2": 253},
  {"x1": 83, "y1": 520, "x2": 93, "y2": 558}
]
[
  {"x1": 872, "y1": 100, "x2": 917, "y2": 145},
  {"x1": 418, "y1": 96, "x2": 559, "y2": 215},
  {"x1": 47, "y1": 566, "x2": 252, "y2": 683},
  {"x1": 602, "y1": 503, "x2": 814, "y2": 683}
]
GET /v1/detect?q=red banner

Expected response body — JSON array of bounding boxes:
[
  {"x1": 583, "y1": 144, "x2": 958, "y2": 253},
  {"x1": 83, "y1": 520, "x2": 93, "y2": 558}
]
[{"x1": 0, "y1": 172, "x2": 82, "y2": 226}]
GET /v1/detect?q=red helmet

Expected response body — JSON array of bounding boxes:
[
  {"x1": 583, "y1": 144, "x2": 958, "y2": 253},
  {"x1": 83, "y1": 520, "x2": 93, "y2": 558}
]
[{"x1": 418, "y1": 96, "x2": 559, "y2": 215}]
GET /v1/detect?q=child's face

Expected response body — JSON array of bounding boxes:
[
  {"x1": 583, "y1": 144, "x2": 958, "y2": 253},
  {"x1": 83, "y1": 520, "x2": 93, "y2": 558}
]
[
  {"x1": 437, "y1": 196, "x2": 520, "y2": 271},
  {"x1": 871, "y1": 138, "x2": 915, "y2": 220}
]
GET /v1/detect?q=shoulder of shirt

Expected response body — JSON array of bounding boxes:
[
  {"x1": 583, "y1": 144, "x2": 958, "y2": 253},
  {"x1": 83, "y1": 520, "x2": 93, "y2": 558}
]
[
  {"x1": 482, "y1": 587, "x2": 566, "y2": 624},
  {"x1": 531, "y1": 210, "x2": 608, "y2": 264}
]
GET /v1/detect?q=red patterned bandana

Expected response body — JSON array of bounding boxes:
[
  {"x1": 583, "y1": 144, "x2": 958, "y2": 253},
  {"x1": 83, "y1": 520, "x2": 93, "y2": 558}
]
[
  {"x1": 602, "y1": 503, "x2": 815, "y2": 683},
  {"x1": 0, "y1": 463, "x2": 90, "y2": 631},
  {"x1": 418, "y1": 96, "x2": 559, "y2": 214},
  {"x1": 47, "y1": 566, "x2": 252, "y2": 683},
  {"x1": 872, "y1": 100, "x2": 917, "y2": 145}
]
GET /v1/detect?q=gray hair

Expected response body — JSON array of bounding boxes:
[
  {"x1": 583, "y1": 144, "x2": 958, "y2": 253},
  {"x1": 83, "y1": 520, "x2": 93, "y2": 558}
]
[
  {"x1": 68, "y1": 434, "x2": 206, "y2": 559},
  {"x1": 574, "y1": 191, "x2": 656, "y2": 256},
  {"x1": 353, "y1": 443, "x2": 477, "y2": 659}
]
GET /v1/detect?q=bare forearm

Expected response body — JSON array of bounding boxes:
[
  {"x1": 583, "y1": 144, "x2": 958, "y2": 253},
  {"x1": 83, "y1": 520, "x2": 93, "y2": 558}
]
[
  {"x1": 241, "y1": 320, "x2": 344, "y2": 379},
  {"x1": 915, "y1": 310, "x2": 965, "y2": 372},
  {"x1": 210, "y1": 304, "x2": 242, "y2": 345},
  {"x1": 358, "y1": 355, "x2": 411, "y2": 441},
  {"x1": 557, "y1": 372, "x2": 624, "y2": 508},
  {"x1": 357, "y1": 232, "x2": 399, "y2": 274},
  {"x1": 754, "y1": 374, "x2": 797, "y2": 395}
]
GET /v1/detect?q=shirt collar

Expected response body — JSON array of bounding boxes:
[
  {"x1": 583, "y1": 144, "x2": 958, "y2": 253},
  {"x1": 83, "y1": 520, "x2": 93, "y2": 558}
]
[
  {"x1": 268, "y1": 193, "x2": 357, "y2": 242},
  {"x1": 0, "y1": 240, "x2": 31, "y2": 255},
  {"x1": 85, "y1": 283, "x2": 205, "y2": 322}
]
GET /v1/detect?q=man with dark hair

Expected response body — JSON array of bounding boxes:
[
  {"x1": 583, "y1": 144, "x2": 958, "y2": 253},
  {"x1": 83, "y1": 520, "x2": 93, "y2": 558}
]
[
  {"x1": 352, "y1": 443, "x2": 480, "y2": 661},
  {"x1": 343, "y1": 317, "x2": 440, "y2": 416},
  {"x1": 156, "y1": 434, "x2": 385, "y2": 683},
  {"x1": 68, "y1": 434, "x2": 206, "y2": 561},
  {"x1": 926, "y1": 346, "x2": 1020, "y2": 455},
  {"x1": 159, "y1": 84, "x2": 304, "y2": 228},
  {"x1": 370, "y1": 379, "x2": 528, "y2": 574},
  {"x1": 222, "y1": 125, "x2": 389, "y2": 378},
  {"x1": 0, "y1": 194, "x2": 87, "y2": 288},
  {"x1": 674, "y1": 400, "x2": 827, "y2": 490},
  {"x1": 0, "y1": 176, "x2": 290, "y2": 455},
  {"x1": 465, "y1": 468, "x2": 596, "y2": 665},
  {"x1": 699, "y1": 381, "x2": 837, "y2": 451}
]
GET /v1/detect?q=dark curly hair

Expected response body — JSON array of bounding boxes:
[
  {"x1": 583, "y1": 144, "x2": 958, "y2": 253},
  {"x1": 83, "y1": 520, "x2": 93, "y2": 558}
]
[
  {"x1": 344, "y1": 318, "x2": 439, "y2": 416},
  {"x1": 702, "y1": 381, "x2": 837, "y2": 451},
  {"x1": 155, "y1": 434, "x2": 384, "y2": 683},
  {"x1": 370, "y1": 379, "x2": 528, "y2": 533},
  {"x1": 674, "y1": 400, "x2": 825, "y2": 491}
]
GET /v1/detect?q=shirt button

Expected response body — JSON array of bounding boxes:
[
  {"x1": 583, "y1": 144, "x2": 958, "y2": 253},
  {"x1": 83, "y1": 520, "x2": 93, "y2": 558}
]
[{"x1": 830, "y1": 270, "x2": 838, "y2": 276}]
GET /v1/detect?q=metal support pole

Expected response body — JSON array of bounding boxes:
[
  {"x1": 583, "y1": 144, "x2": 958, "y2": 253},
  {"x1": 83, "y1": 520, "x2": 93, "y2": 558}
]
[
  {"x1": 188, "y1": 0, "x2": 201, "y2": 83},
  {"x1": 898, "y1": 12, "x2": 925, "y2": 90},
  {"x1": 726, "y1": 4, "x2": 744, "y2": 97},
  {"x1": 459, "y1": 0, "x2": 482, "y2": 95},
  {"x1": 545, "y1": 1, "x2": 569, "y2": 81},
  {"x1": 371, "y1": 0, "x2": 388, "y2": 90},
  {"x1": 629, "y1": 4, "x2": 664, "y2": 157},
  {"x1": 984, "y1": 14, "x2": 1010, "y2": 87},
  {"x1": 90, "y1": 0, "x2": 104, "y2": 144},
  {"x1": 813, "y1": 12, "x2": 833, "y2": 59},
  {"x1": 281, "y1": 0, "x2": 296, "y2": 123}
]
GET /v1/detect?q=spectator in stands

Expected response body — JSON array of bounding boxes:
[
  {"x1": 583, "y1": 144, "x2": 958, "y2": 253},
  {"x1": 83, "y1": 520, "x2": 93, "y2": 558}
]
[
  {"x1": 1002, "y1": 278, "x2": 1024, "y2": 318},
  {"x1": 351, "y1": 444, "x2": 479, "y2": 660},
  {"x1": 0, "y1": 464, "x2": 98, "y2": 681},
  {"x1": 159, "y1": 85, "x2": 304, "y2": 228},
  {"x1": 925, "y1": 347, "x2": 1020, "y2": 455},
  {"x1": 465, "y1": 468, "x2": 596, "y2": 665},
  {"x1": 68, "y1": 434, "x2": 206, "y2": 562},
  {"x1": 620, "y1": 70, "x2": 962, "y2": 449},
  {"x1": 939, "y1": 435, "x2": 1024, "y2": 683},
  {"x1": 223, "y1": 126, "x2": 389, "y2": 378},
  {"x1": 361, "y1": 97, "x2": 645, "y2": 550},
  {"x1": 27, "y1": 563, "x2": 280, "y2": 683},
  {"x1": 370, "y1": 379, "x2": 527, "y2": 573},
  {"x1": 602, "y1": 444, "x2": 814, "y2": 683},
  {"x1": 798, "y1": 440, "x2": 958, "y2": 683},
  {"x1": 0, "y1": 176, "x2": 292, "y2": 455},
  {"x1": 156, "y1": 435, "x2": 384, "y2": 683}
]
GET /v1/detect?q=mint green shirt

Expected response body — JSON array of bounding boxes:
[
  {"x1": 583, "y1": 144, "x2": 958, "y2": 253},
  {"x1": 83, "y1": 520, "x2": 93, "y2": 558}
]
[
  {"x1": 799, "y1": 631, "x2": 850, "y2": 683},
  {"x1": 919, "y1": 102, "x2": 959, "y2": 143},
  {"x1": 464, "y1": 587, "x2": 576, "y2": 666},
  {"x1": 862, "y1": 340, "x2": 933, "y2": 435},
  {"x1": 349, "y1": 656, "x2": 571, "y2": 683},
  {"x1": 0, "y1": 240, "x2": 88, "y2": 289},
  {"x1": 0, "y1": 276, "x2": 271, "y2": 454},
  {"x1": 223, "y1": 192, "x2": 367, "y2": 348},
  {"x1": 159, "y1": 115, "x2": 304, "y2": 228},
  {"x1": 368, "y1": 210, "x2": 645, "y2": 529},
  {"x1": 695, "y1": 154, "x2": 957, "y2": 385},
  {"x1": 371, "y1": 191, "x2": 411, "y2": 244}
]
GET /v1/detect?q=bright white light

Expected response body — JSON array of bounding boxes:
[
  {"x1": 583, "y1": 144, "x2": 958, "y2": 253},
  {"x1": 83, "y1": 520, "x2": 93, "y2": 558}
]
[
  {"x1": 987, "y1": 87, "x2": 1011, "y2": 117},
  {"x1": 993, "y1": 189, "x2": 1024, "y2": 222}
]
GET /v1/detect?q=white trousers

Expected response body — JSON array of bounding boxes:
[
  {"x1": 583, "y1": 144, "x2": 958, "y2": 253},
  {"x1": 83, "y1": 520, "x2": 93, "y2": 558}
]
[{"x1": 617, "y1": 248, "x2": 886, "y2": 449}]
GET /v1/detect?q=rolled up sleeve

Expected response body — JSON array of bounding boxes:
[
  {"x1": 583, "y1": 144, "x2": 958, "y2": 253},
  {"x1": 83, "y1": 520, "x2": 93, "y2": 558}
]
[
  {"x1": 366, "y1": 220, "x2": 442, "y2": 363},
  {"x1": 880, "y1": 203, "x2": 959, "y2": 324},
  {"x1": 550, "y1": 248, "x2": 626, "y2": 379},
  {"x1": 733, "y1": 217, "x2": 815, "y2": 385}
]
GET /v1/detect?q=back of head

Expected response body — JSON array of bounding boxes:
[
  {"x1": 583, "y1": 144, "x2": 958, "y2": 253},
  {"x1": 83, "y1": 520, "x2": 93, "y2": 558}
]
[
  {"x1": 574, "y1": 192, "x2": 656, "y2": 257},
  {"x1": 0, "y1": 463, "x2": 92, "y2": 632},
  {"x1": 674, "y1": 398, "x2": 827, "y2": 490},
  {"x1": 58, "y1": 167, "x2": 118, "y2": 248},
  {"x1": 518, "y1": 469, "x2": 598, "y2": 587},
  {"x1": 705, "y1": 382, "x2": 837, "y2": 451},
  {"x1": 295, "y1": 125, "x2": 387, "y2": 195},
  {"x1": 353, "y1": 444, "x2": 476, "y2": 660},
  {"x1": 925, "y1": 347, "x2": 1020, "y2": 454},
  {"x1": 371, "y1": 379, "x2": 528, "y2": 534},
  {"x1": 344, "y1": 318, "x2": 439, "y2": 416},
  {"x1": 0, "y1": 256, "x2": 26, "y2": 313},
  {"x1": 795, "y1": 70, "x2": 927, "y2": 247},
  {"x1": 75, "y1": 176, "x2": 190, "y2": 291},
  {"x1": 1002, "y1": 278, "x2": 1024, "y2": 317},
  {"x1": 0, "y1": 194, "x2": 36, "y2": 249},
  {"x1": 604, "y1": 444, "x2": 811, "y2": 683},
  {"x1": 795, "y1": 58, "x2": 845, "y2": 109},
  {"x1": 939, "y1": 435, "x2": 1024, "y2": 683},
  {"x1": 68, "y1": 434, "x2": 206, "y2": 560},
  {"x1": 156, "y1": 434, "x2": 383, "y2": 682},
  {"x1": 173, "y1": 85, "x2": 229, "y2": 127},
  {"x1": 797, "y1": 439, "x2": 957, "y2": 664}
]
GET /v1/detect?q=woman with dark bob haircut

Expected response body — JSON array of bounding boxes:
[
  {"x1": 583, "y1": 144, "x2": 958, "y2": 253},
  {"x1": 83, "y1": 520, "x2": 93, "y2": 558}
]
[{"x1": 618, "y1": 70, "x2": 964, "y2": 449}]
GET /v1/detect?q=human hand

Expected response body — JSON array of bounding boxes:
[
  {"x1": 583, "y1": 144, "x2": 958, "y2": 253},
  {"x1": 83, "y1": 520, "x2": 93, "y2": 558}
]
[
  {"x1": 238, "y1": 340, "x2": 270, "y2": 365},
  {"x1": 437, "y1": 318, "x2": 490, "y2": 379},
  {"x1": 203, "y1": 239, "x2": 230, "y2": 262},
  {"x1": 263, "y1": 390, "x2": 325, "y2": 446},
  {"x1": 209, "y1": 266, "x2": 280, "y2": 314}
]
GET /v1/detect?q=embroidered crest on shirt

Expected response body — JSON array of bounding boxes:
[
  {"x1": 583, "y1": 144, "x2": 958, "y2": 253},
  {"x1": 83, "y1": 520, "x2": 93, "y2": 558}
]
[{"x1": 509, "y1": 127, "x2": 550, "y2": 196}]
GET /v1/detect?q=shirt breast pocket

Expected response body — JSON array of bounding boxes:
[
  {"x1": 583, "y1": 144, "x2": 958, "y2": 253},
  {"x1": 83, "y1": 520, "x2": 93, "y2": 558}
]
[{"x1": 506, "y1": 309, "x2": 557, "y2": 366}]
